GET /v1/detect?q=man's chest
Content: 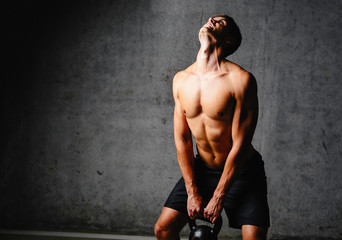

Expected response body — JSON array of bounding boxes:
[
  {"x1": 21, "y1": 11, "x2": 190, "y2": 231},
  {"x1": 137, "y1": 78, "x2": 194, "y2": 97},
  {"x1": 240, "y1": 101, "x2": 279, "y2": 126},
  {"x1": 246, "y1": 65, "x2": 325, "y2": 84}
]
[{"x1": 177, "y1": 75, "x2": 236, "y2": 120}]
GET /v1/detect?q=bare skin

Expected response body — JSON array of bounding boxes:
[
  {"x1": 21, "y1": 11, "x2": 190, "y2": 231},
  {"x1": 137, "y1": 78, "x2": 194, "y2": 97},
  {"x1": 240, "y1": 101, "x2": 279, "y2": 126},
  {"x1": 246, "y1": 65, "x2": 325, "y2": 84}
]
[{"x1": 155, "y1": 16, "x2": 267, "y2": 240}]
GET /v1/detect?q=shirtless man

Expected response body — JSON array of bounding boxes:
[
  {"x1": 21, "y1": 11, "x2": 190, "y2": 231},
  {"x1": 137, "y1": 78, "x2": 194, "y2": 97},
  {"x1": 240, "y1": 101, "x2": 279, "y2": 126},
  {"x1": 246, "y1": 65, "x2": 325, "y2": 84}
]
[{"x1": 155, "y1": 14, "x2": 270, "y2": 240}]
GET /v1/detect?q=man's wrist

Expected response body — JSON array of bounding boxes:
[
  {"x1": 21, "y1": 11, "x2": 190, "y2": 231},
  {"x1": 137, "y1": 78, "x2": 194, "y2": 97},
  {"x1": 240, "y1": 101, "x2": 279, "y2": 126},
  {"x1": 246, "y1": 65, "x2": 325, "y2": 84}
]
[
  {"x1": 187, "y1": 188, "x2": 199, "y2": 196},
  {"x1": 185, "y1": 181, "x2": 198, "y2": 196},
  {"x1": 213, "y1": 187, "x2": 226, "y2": 199}
]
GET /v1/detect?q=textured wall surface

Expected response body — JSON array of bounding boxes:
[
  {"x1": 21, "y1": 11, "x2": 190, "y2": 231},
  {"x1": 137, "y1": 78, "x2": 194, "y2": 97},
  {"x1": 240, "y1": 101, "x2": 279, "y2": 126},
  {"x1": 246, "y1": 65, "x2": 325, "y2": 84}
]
[{"x1": 1, "y1": 0, "x2": 342, "y2": 239}]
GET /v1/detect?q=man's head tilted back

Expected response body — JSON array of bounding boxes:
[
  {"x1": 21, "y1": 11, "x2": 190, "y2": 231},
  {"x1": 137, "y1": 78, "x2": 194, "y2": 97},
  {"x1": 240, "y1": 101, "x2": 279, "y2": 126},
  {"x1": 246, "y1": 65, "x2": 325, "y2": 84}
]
[{"x1": 200, "y1": 14, "x2": 242, "y2": 57}]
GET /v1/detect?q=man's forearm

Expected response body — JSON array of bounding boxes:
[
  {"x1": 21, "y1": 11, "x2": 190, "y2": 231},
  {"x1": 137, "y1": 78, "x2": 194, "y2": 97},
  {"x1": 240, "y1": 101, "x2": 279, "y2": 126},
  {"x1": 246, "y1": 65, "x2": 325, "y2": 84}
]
[
  {"x1": 213, "y1": 145, "x2": 247, "y2": 197},
  {"x1": 175, "y1": 139, "x2": 197, "y2": 195}
]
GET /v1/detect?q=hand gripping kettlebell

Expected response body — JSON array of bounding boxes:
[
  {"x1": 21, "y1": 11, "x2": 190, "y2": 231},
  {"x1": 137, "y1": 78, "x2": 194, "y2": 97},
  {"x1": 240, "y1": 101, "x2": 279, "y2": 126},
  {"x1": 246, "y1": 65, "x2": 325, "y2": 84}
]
[{"x1": 188, "y1": 215, "x2": 222, "y2": 240}]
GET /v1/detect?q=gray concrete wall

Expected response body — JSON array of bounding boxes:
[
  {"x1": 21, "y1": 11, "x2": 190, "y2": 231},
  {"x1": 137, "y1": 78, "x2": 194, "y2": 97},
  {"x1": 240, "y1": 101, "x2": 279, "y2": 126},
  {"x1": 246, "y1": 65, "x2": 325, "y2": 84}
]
[{"x1": 1, "y1": 0, "x2": 342, "y2": 239}]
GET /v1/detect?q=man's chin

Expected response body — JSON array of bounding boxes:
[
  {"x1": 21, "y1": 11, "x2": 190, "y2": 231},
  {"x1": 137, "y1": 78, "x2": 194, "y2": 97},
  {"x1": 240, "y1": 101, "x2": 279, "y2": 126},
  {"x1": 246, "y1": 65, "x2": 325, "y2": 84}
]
[
  {"x1": 200, "y1": 26, "x2": 211, "y2": 31},
  {"x1": 199, "y1": 27, "x2": 215, "y2": 38},
  {"x1": 199, "y1": 27, "x2": 212, "y2": 36}
]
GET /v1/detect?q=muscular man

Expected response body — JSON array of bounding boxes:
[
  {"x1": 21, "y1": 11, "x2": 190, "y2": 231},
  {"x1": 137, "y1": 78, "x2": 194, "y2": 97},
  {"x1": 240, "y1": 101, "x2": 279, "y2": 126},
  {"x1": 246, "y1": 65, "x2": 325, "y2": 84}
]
[{"x1": 155, "y1": 14, "x2": 270, "y2": 240}]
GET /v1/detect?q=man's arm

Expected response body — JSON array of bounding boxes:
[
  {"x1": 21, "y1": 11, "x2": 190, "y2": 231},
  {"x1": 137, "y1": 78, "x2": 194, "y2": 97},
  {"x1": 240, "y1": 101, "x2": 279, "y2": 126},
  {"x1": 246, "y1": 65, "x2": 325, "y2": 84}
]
[
  {"x1": 204, "y1": 72, "x2": 259, "y2": 223},
  {"x1": 173, "y1": 72, "x2": 205, "y2": 219}
]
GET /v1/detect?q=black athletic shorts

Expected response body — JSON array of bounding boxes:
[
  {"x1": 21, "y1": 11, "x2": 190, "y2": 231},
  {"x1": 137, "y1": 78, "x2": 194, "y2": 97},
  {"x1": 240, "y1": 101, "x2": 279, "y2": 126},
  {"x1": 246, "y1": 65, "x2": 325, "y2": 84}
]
[{"x1": 164, "y1": 151, "x2": 270, "y2": 229}]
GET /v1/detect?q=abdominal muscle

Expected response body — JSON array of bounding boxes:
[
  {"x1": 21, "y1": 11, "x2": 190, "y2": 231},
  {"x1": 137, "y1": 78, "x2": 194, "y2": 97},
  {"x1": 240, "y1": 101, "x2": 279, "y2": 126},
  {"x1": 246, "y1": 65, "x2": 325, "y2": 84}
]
[{"x1": 187, "y1": 114, "x2": 233, "y2": 170}]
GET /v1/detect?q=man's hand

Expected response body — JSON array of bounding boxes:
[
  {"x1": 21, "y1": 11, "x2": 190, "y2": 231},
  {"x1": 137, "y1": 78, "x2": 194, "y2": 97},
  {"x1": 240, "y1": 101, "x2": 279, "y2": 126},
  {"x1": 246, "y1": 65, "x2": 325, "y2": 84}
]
[
  {"x1": 203, "y1": 195, "x2": 224, "y2": 223},
  {"x1": 187, "y1": 193, "x2": 206, "y2": 220}
]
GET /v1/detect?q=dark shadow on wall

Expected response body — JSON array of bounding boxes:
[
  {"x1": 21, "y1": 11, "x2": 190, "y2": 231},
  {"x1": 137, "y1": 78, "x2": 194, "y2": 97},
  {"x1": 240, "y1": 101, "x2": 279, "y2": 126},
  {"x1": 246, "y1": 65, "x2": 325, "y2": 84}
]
[{"x1": 1, "y1": 0, "x2": 87, "y2": 228}]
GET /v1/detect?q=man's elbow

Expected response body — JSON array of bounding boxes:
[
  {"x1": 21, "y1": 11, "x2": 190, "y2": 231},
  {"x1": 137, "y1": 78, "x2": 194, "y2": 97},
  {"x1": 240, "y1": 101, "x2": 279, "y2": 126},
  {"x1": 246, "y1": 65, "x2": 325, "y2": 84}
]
[
  {"x1": 174, "y1": 134, "x2": 192, "y2": 150},
  {"x1": 231, "y1": 133, "x2": 252, "y2": 151}
]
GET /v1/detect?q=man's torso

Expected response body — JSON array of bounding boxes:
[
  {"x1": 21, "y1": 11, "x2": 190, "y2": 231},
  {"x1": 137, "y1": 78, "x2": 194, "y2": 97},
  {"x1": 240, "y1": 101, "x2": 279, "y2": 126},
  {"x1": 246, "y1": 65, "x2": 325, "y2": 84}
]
[{"x1": 175, "y1": 60, "x2": 255, "y2": 170}]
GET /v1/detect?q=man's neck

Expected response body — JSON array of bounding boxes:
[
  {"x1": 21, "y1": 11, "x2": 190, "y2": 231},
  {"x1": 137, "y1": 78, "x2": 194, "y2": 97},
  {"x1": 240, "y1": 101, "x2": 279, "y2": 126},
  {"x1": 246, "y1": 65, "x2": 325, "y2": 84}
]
[{"x1": 196, "y1": 36, "x2": 224, "y2": 74}]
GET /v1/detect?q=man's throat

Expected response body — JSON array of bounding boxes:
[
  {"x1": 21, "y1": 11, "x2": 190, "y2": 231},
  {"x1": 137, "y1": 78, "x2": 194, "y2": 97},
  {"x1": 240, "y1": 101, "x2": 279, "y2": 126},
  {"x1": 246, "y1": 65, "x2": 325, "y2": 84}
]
[{"x1": 196, "y1": 49, "x2": 222, "y2": 73}]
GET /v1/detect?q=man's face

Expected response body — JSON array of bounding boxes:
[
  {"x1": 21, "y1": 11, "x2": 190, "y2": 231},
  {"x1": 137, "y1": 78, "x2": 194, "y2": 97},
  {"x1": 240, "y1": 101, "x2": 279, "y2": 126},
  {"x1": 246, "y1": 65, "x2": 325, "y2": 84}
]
[{"x1": 200, "y1": 16, "x2": 229, "y2": 40}]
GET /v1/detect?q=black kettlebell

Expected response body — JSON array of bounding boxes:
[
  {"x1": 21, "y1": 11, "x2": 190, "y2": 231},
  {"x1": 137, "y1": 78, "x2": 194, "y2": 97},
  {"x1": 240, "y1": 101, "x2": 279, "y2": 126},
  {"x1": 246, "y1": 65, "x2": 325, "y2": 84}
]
[{"x1": 188, "y1": 215, "x2": 222, "y2": 240}]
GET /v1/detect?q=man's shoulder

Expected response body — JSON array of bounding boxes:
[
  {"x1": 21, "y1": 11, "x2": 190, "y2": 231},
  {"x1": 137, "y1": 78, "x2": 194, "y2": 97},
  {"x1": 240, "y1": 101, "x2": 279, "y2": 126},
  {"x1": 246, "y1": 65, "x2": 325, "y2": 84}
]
[
  {"x1": 173, "y1": 63, "x2": 195, "y2": 82},
  {"x1": 223, "y1": 61, "x2": 256, "y2": 96},
  {"x1": 172, "y1": 64, "x2": 196, "y2": 97},
  {"x1": 224, "y1": 60, "x2": 248, "y2": 76},
  {"x1": 225, "y1": 61, "x2": 254, "y2": 85}
]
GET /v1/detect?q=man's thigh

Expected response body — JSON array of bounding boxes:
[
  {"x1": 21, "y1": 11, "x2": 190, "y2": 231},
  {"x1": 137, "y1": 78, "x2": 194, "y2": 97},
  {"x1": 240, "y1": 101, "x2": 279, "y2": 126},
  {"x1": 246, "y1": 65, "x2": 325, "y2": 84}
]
[
  {"x1": 242, "y1": 225, "x2": 268, "y2": 240},
  {"x1": 156, "y1": 207, "x2": 188, "y2": 233}
]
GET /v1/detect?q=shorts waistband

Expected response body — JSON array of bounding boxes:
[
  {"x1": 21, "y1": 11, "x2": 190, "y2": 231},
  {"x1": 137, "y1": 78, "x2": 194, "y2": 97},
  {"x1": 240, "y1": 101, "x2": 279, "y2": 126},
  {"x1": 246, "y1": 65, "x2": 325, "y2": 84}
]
[
  {"x1": 194, "y1": 150, "x2": 263, "y2": 173},
  {"x1": 194, "y1": 154, "x2": 222, "y2": 174}
]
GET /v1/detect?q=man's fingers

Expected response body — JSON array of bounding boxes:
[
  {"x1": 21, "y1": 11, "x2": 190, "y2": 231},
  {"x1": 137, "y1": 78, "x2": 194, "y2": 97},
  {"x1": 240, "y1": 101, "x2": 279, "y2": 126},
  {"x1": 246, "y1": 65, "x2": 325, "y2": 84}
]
[
  {"x1": 203, "y1": 209, "x2": 208, "y2": 219},
  {"x1": 188, "y1": 208, "x2": 202, "y2": 220},
  {"x1": 194, "y1": 210, "x2": 201, "y2": 219},
  {"x1": 188, "y1": 209, "x2": 194, "y2": 219},
  {"x1": 203, "y1": 208, "x2": 217, "y2": 223}
]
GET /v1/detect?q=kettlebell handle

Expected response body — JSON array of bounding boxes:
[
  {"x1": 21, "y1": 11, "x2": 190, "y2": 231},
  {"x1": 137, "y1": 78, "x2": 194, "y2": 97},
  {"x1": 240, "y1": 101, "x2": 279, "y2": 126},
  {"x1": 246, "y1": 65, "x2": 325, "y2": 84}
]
[{"x1": 188, "y1": 215, "x2": 222, "y2": 235}]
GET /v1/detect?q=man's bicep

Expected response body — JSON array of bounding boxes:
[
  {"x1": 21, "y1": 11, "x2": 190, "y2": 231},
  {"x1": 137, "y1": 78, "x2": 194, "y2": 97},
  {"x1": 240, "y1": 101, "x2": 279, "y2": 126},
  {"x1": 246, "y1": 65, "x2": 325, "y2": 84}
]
[
  {"x1": 244, "y1": 74, "x2": 259, "y2": 125},
  {"x1": 174, "y1": 101, "x2": 191, "y2": 141},
  {"x1": 239, "y1": 73, "x2": 258, "y2": 121},
  {"x1": 173, "y1": 72, "x2": 191, "y2": 137},
  {"x1": 231, "y1": 75, "x2": 258, "y2": 144}
]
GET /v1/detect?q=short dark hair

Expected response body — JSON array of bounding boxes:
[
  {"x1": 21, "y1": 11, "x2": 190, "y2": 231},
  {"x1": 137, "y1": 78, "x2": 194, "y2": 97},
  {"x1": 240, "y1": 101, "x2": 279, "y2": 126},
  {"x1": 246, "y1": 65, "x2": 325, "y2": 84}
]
[{"x1": 213, "y1": 14, "x2": 242, "y2": 57}]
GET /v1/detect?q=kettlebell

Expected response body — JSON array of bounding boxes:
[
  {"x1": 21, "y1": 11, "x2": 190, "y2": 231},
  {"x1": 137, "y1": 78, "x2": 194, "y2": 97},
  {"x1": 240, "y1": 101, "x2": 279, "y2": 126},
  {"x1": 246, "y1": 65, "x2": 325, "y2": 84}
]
[{"x1": 188, "y1": 215, "x2": 222, "y2": 240}]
